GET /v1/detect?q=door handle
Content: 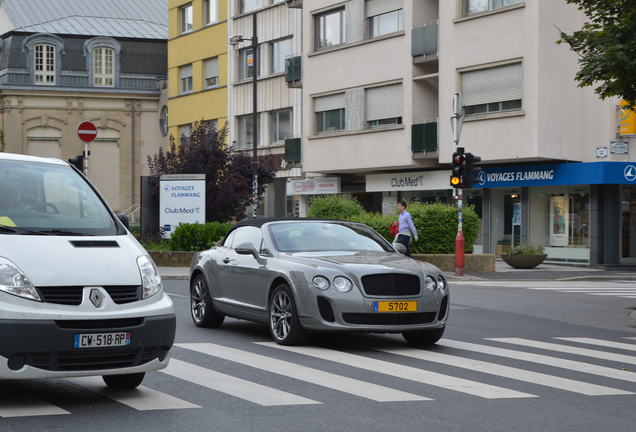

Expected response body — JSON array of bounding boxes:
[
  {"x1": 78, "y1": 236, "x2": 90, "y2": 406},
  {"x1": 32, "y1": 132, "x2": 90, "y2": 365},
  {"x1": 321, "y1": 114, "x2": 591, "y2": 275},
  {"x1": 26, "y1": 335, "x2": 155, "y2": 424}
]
[{"x1": 223, "y1": 257, "x2": 231, "y2": 264}]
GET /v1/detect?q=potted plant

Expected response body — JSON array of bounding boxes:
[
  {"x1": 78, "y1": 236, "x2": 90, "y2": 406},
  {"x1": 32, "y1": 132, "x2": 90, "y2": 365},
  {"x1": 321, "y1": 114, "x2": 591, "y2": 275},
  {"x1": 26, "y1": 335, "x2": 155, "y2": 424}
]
[{"x1": 501, "y1": 244, "x2": 547, "y2": 269}]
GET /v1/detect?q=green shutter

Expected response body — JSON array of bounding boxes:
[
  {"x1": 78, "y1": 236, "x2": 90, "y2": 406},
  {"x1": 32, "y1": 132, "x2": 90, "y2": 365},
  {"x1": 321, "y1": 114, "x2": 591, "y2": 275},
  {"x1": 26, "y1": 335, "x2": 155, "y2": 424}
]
[
  {"x1": 411, "y1": 122, "x2": 437, "y2": 152},
  {"x1": 285, "y1": 138, "x2": 301, "y2": 162}
]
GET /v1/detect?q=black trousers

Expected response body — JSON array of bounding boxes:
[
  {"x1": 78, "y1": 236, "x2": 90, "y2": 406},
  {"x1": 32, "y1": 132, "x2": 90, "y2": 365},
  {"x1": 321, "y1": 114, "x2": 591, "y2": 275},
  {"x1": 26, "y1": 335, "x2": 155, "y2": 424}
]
[{"x1": 395, "y1": 233, "x2": 411, "y2": 257}]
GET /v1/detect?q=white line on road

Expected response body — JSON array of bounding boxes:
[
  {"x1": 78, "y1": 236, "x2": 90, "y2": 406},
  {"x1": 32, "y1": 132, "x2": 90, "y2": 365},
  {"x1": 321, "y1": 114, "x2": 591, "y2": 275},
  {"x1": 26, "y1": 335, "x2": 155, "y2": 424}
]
[
  {"x1": 67, "y1": 377, "x2": 200, "y2": 411},
  {"x1": 161, "y1": 358, "x2": 319, "y2": 406},
  {"x1": 555, "y1": 290, "x2": 636, "y2": 293},
  {"x1": 439, "y1": 339, "x2": 636, "y2": 383},
  {"x1": 257, "y1": 343, "x2": 536, "y2": 399},
  {"x1": 487, "y1": 338, "x2": 636, "y2": 366},
  {"x1": 0, "y1": 393, "x2": 69, "y2": 418},
  {"x1": 375, "y1": 346, "x2": 631, "y2": 396},
  {"x1": 177, "y1": 343, "x2": 429, "y2": 402},
  {"x1": 586, "y1": 293, "x2": 636, "y2": 296},
  {"x1": 554, "y1": 338, "x2": 636, "y2": 353}
]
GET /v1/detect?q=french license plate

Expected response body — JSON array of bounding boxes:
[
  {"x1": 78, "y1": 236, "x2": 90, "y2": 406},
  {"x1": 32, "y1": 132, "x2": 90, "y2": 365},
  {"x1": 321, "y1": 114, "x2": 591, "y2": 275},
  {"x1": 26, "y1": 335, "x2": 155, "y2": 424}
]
[
  {"x1": 373, "y1": 301, "x2": 417, "y2": 312},
  {"x1": 73, "y1": 332, "x2": 132, "y2": 349}
]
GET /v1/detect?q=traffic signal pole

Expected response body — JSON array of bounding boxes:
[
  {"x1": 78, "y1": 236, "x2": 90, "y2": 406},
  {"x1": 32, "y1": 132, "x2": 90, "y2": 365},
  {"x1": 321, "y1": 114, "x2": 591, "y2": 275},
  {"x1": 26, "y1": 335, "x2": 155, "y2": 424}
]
[{"x1": 452, "y1": 93, "x2": 465, "y2": 276}]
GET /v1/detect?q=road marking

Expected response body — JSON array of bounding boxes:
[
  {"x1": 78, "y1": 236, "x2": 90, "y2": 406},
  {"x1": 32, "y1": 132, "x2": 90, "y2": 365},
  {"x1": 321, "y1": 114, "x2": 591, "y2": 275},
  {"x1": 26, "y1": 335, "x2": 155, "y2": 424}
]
[
  {"x1": 488, "y1": 338, "x2": 636, "y2": 365},
  {"x1": 0, "y1": 393, "x2": 69, "y2": 418},
  {"x1": 586, "y1": 293, "x2": 636, "y2": 296},
  {"x1": 554, "y1": 338, "x2": 636, "y2": 353},
  {"x1": 556, "y1": 290, "x2": 636, "y2": 293},
  {"x1": 177, "y1": 343, "x2": 428, "y2": 402},
  {"x1": 625, "y1": 337, "x2": 636, "y2": 340},
  {"x1": 439, "y1": 339, "x2": 636, "y2": 383},
  {"x1": 68, "y1": 377, "x2": 200, "y2": 411},
  {"x1": 257, "y1": 343, "x2": 536, "y2": 399},
  {"x1": 375, "y1": 346, "x2": 631, "y2": 396},
  {"x1": 161, "y1": 358, "x2": 319, "y2": 406}
]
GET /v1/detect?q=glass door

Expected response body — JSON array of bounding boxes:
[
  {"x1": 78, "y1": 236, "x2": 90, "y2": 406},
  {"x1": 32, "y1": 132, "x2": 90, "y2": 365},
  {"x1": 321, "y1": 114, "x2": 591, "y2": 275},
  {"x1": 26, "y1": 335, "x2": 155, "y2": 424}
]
[{"x1": 621, "y1": 187, "x2": 636, "y2": 263}]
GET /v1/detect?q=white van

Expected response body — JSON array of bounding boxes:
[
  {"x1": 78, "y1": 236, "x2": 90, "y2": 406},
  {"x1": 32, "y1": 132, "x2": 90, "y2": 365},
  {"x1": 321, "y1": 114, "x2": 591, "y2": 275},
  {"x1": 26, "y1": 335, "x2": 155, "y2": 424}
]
[{"x1": 0, "y1": 152, "x2": 175, "y2": 389}]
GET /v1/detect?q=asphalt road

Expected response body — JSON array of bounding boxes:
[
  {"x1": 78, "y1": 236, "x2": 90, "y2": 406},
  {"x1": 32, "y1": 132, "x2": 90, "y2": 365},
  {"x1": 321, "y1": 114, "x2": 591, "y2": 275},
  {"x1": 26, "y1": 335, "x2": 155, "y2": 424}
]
[{"x1": 2, "y1": 279, "x2": 636, "y2": 432}]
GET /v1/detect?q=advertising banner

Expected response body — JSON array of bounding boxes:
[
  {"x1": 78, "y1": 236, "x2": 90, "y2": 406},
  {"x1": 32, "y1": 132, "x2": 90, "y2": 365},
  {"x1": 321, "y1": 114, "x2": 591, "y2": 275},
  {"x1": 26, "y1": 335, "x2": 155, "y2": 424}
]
[
  {"x1": 549, "y1": 195, "x2": 569, "y2": 247},
  {"x1": 159, "y1": 174, "x2": 206, "y2": 238},
  {"x1": 619, "y1": 101, "x2": 636, "y2": 136},
  {"x1": 286, "y1": 177, "x2": 340, "y2": 195}
]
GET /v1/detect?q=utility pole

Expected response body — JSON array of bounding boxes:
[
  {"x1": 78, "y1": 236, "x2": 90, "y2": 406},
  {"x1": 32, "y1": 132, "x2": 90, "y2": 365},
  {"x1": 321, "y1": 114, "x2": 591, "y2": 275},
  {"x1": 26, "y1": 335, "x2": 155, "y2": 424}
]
[
  {"x1": 251, "y1": 12, "x2": 259, "y2": 218},
  {"x1": 451, "y1": 93, "x2": 464, "y2": 276}
]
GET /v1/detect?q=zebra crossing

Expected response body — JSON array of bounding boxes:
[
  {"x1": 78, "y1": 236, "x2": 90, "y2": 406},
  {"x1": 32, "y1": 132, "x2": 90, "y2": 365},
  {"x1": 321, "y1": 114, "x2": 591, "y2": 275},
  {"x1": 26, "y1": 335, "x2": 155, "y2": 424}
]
[
  {"x1": 452, "y1": 280, "x2": 636, "y2": 299},
  {"x1": 2, "y1": 335, "x2": 636, "y2": 418}
]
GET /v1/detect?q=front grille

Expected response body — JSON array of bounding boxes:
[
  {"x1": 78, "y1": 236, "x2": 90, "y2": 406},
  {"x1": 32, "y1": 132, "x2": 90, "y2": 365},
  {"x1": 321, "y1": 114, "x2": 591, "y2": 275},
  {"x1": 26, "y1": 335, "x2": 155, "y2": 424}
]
[
  {"x1": 360, "y1": 274, "x2": 421, "y2": 296},
  {"x1": 24, "y1": 347, "x2": 161, "y2": 371},
  {"x1": 55, "y1": 318, "x2": 144, "y2": 330},
  {"x1": 37, "y1": 286, "x2": 142, "y2": 306},
  {"x1": 342, "y1": 312, "x2": 436, "y2": 325}
]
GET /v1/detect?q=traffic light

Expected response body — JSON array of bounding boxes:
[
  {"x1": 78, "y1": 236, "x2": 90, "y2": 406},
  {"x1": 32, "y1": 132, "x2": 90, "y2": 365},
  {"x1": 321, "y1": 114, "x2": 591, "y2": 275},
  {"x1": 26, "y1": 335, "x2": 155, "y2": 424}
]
[
  {"x1": 450, "y1": 147, "x2": 465, "y2": 188},
  {"x1": 68, "y1": 154, "x2": 84, "y2": 172},
  {"x1": 463, "y1": 153, "x2": 482, "y2": 188}
]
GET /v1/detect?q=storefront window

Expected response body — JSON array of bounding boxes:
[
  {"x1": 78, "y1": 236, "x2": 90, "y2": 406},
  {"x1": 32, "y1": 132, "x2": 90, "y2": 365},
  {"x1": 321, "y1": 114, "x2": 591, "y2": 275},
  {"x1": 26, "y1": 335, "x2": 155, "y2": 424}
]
[
  {"x1": 622, "y1": 187, "x2": 636, "y2": 261},
  {"x1": 491, "y1": 189, "x2": 521, "y2": 255}
]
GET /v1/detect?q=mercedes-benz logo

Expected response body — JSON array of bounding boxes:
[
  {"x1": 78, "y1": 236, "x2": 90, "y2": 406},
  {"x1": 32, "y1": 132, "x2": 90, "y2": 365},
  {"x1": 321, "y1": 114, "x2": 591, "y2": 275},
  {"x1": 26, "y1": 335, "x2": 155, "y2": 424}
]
[
  {"x1": 625, "y1": 165, "x2": 636, "y2": 182},
  {"x1": 89, "y1": 288, "x2": 103, "y2": 308},
  {"x1": 478, "y1": 171, "x2": 486, "y2": 186}
]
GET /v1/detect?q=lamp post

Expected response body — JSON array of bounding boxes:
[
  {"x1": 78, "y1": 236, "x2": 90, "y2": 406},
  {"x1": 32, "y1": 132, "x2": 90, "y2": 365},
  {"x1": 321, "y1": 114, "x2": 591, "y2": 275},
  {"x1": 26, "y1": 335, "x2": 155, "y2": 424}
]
[{"x1": 230, "y1": 13, "x2": 259, "y2": 218}]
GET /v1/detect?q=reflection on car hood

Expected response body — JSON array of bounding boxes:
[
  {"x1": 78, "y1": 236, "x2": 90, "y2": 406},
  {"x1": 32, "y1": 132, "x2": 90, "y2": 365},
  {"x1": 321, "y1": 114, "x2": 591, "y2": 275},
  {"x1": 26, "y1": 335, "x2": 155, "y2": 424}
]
[{"x1": 282, "y1": 251, "x2": 440, "y2": 274}]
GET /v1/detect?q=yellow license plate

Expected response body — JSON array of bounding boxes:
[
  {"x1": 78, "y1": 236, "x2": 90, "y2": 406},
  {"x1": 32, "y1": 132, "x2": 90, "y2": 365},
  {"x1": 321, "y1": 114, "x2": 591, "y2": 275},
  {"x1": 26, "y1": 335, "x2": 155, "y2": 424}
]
[{"x1": 373, "y1": 301, "x2": 417, "y2": 312}]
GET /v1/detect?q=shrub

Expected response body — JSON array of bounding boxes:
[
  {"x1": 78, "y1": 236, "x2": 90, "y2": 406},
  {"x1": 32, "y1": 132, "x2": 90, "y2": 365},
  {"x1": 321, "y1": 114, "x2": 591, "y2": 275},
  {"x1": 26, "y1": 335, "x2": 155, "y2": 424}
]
[
  {"x1": 307, "y1": 196, "x2": 365, "y2": 220},
  {"x1": 507, "y1": 244, "x2": 545, "y2": 255},
  {"x1": 348, "y1": 212, "x2": 395, "y2": 241},
  {"x1": 168, "y1": 222, "x2": 232, "y2": 251}
]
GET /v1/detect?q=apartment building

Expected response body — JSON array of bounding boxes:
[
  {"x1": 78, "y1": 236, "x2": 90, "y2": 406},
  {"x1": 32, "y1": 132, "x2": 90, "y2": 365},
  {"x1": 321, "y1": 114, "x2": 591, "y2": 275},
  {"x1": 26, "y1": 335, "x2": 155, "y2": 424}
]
[
  {"x1": 288, "y1": 0, "x2": 636, "y2": 266},
  {"x1": 168, "y1": 0, "x2": 228, "y2": 145}
]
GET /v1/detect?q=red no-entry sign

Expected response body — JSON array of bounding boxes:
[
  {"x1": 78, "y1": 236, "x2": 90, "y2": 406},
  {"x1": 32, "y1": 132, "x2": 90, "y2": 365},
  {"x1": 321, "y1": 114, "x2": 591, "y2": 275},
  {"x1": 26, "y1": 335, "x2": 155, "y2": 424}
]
[{"x1": 77, "y1": 121, "x2": 97, "y2": 143}]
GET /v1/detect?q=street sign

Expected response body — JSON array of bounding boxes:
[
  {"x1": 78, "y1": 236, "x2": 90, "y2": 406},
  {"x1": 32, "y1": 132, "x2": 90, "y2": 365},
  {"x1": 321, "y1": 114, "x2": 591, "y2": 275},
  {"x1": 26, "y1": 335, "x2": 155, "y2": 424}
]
[
  {"x1": 77, "y1": 121, "x2": 97, "y2": 143},
  {"x1": 610, "y1": 141, "x2": 629, "y2": 155}
]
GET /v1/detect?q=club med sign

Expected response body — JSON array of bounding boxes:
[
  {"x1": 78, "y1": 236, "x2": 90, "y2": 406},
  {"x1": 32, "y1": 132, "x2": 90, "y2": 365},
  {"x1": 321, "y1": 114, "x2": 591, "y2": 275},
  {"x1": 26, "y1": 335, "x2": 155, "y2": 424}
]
[{"x1": 159, "y1": 174, "x2": 206, "y2": 238}]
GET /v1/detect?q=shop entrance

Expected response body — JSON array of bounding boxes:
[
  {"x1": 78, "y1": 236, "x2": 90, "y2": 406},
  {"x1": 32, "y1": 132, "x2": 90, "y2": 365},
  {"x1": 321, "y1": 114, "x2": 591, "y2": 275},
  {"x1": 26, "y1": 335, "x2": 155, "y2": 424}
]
[
  {"x1": 490, "y1": 189, "x2": 522, "y2": 255},
  {"x1": 621, "y1": 186, "x2": 636, "y2": 263}
]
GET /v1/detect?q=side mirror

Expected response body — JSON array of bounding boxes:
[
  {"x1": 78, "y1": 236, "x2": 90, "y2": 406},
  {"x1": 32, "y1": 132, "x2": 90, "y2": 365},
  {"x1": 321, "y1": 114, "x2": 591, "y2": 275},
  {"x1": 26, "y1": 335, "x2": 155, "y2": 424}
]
[
  {"x1": 235, "y1": 242, "x2": 259, "y2": 259},
  {"x1": 116, "y1": 214, "x2": 130, "y2": 230},
  {"x1": 393, "y1": 242, "x2": 407, "y2": 255}
]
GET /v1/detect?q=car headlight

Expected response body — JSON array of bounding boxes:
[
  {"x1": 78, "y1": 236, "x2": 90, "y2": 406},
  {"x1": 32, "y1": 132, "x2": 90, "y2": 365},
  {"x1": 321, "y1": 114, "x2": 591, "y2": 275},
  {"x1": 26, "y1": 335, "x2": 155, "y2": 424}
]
[
  {"x1": 312, "y1": 276, "x2": 330, "y2": 290},
  {"x1": 424, "y1": 275, "x2": 437, "y2": 292},
  {"x1": 137, "y1": 255, "x2": 162, "y2": 299},
  {"x1": 0, "y1": 257, "x2": 40, "y2": 301},
  {"x1": 333, "y1": 276, "x2": 353, "y2": 293},
  {"x1": 437, "y1": 275, "x2": 447, "y2": 291}
]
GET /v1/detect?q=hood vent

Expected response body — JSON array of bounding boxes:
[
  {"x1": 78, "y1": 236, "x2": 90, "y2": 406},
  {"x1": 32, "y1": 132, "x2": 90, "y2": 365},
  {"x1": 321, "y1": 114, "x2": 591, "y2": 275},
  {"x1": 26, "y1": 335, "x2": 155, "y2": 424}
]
[{"x1": 69, "y1": 240, "x2": 120, "y2": 248}]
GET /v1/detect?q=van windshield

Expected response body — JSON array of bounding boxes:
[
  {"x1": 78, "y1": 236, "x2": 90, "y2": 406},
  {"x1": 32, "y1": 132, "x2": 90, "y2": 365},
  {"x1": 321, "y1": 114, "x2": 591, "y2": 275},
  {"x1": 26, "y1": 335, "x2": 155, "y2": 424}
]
[{"x1": 0, "y1": 159, "x2": 118, "y2": 236}]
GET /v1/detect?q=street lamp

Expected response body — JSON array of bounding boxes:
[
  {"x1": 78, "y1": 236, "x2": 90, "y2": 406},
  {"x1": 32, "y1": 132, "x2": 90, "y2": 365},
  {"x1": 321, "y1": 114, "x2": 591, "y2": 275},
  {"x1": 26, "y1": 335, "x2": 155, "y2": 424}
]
[{"x1": 230, "y1": 13, "x2": 259, "y2": 218}]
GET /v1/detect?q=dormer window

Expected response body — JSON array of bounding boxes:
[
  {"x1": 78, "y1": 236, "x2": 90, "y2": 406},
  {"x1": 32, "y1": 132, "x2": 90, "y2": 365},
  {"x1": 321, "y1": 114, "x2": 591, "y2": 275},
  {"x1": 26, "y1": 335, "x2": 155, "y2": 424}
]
[
  {"x1": 93, "y1": 47, "x2": 114, "y2": 87},
  {"x1": 34, "y1": 43, "x2": 55, "y2": 85}
]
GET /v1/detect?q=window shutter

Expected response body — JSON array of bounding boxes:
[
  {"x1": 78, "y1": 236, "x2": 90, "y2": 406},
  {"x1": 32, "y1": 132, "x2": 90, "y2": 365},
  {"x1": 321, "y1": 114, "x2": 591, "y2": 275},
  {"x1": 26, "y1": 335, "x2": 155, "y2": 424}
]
[
  {"x1": 366, "y1": 0, "x2": 402, "y2": 17},
  {"x1": 180, "y1": 64, "x2": 192, "y2": 79},
  {"x1": 205, "y1": 58, "x2": 218, "y2": 78},
  {"x1": 314, "y1": 93, "x2": 345, "y2": 112},
  {"x1": 462, "y1": 63, "x2": 522, "y2": 106},
  {"x1": 366, "y1": 84, "x2": 402, "y2": 121}
]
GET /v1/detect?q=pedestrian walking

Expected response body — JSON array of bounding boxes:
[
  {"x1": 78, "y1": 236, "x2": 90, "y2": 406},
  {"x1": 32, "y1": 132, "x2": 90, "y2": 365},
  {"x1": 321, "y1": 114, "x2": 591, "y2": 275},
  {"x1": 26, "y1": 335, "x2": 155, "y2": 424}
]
[{"x1": 395, "y1": 200, "x2": 418, "y2": 257}]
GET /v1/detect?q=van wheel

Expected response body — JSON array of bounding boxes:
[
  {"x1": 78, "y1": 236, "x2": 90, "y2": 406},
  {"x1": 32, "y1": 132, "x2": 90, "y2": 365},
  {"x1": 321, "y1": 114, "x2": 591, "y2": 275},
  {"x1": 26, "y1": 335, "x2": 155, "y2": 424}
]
[
  {"x1": 402, "y1": 326, "x2": 445, "y2": 347},
  {"x1": 268, "y1": 284, "x2": 306, "y2": 345},
  {"x1": 190, "y1": 274, "x2": 225, "y2": 328},
  {"x1": 103, "y1": 372, "x2": 145, "y2": 390}
]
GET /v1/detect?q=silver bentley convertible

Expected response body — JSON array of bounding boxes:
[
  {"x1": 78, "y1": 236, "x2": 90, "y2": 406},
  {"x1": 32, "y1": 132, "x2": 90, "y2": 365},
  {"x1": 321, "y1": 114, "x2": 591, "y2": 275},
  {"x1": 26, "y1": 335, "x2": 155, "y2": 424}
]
[{"x1": 189, "y1": 219, "x2": 449, "y2": 346}]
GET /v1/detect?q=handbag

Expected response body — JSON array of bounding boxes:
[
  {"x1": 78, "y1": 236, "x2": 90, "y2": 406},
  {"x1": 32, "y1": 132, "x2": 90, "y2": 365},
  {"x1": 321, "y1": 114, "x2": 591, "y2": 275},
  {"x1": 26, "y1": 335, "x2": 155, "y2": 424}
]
[{"x1": 389, "y1": 221, "x2": 399, "y2": 237}]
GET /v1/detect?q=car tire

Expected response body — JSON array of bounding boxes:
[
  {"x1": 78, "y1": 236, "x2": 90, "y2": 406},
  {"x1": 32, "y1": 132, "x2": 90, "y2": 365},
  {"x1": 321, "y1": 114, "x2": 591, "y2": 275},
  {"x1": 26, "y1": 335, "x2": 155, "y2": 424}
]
[
  {"x1": 190, "y1": 274, "x2": 225, "y2": 328},
  {"x1": 268, "y1": 284, "x2": 306, "y2": 346},
  {"x1": 103, "y1": 372, "x2": 145, "y2": 390},
  {"x1": 402, "y1": 326, "x2": 445, "y2": 346}
]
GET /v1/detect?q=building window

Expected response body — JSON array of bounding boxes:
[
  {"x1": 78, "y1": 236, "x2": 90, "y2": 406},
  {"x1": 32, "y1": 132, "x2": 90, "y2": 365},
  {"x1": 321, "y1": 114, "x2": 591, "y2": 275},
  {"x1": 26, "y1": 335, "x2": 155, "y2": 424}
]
[
  {"x1": 180, "y1": 64, "x2": 193, "y2": 94},
  {"x1": 271, "y1": 38, "x2": 292, "y2": 74},
  {"x1": 315, "y1": 93, "x2": 345, "y2": 133},
  {"x1": 93, "y1": 47, "x2": 114, "y2": 87},
  {"x1": 179, "y1": 124, "x2": 192, "y2": 146},
  {"x1": 204, "y1": 57, "x2": 219, "y2": 88},
  {"x1": 203, "y1": 119, "x2": 218, "y2": 131},
  {"x1": 204, "y1": 0, "x2": 218, "y2": 24},
  {"x1": 160, "y1": 106, "x2": 168, "y2": 137},
  {"x1": 180, "y1": 3, "x2": 193, "y2": 33},
  {"x1": 34, "y1": 43, "x2": 55, "y2": 85},
  {"x1": 271, "y1": 109, "x2": 292, "y2": 143},
  {"x1": 465, "y1": 0, "x2": 522, "y2": 15},
  {"x1": 241, "y1": 0, "x2": 259, "y2": 13},
  {"x1": 366, "y1": 84, "x2": 403, "y2": 128},
  {"x1": 238, "y1": 115, "x2": 255, "y2": 149},
  {"x1": 239, "y1": 47, "x2": 259, "y2": 80},
  {"x1": 462, "y1": 63, "x2": 522, "y2": 116},
  {"x1": 315, "y1": 8, "x2": 345, "y2": 50},
  {"x1": 366, "y1": 0, "x2": 404, "y2": 39}
]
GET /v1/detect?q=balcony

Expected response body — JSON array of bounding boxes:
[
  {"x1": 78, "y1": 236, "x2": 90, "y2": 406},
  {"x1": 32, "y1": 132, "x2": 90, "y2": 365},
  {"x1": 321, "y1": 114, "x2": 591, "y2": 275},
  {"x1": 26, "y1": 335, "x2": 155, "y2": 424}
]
[
  {"x1": 412, "y1": 122, "x2": 437, "y2": 154},
  {"x1": 412, "y1": 22, "x2": 438, "y2": 64},
  {"x1": 285, "y1": 55, "x2": 301, "y2": 88},
  {"x1": 284, "y1": 137, "x2": 301, "y2": 163},
  {"x1": 285, "y1": 0, "x2": 302, "y2": 8}
]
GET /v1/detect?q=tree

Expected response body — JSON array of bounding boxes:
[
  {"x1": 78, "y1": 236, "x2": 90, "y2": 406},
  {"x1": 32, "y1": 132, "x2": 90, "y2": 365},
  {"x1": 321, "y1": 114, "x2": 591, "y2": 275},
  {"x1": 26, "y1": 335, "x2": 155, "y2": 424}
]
[
  {"x1": 147, "y1": 122, "x2": 277, "y2": 222},
  {"x1": 558, "y1": 0, "x2": 636, "y2": 109}
]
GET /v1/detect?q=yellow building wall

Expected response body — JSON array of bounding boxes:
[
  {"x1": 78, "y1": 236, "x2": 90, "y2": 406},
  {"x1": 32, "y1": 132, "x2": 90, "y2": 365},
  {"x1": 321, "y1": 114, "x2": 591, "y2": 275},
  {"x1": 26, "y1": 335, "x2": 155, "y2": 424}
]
[{"x1": 168, "y1": 0, "x2": 228, "y2": 144}]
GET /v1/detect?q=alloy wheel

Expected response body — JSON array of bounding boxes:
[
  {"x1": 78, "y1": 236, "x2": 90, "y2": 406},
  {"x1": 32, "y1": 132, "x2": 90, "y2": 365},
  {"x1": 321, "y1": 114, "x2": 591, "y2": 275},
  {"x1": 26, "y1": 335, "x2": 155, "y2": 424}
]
[
  {"x1": 191, "y1": 278, "x2": 206, "y2": 323},
  {"x1": 270, "y1": 290, "x2": 293, "y2": 341}
]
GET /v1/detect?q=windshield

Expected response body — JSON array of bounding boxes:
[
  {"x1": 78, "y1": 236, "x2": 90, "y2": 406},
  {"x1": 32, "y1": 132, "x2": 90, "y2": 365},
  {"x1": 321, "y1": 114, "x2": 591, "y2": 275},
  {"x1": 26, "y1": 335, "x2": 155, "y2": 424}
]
[
  {"x1": 0, "y1": 159, "x2": 118, "y2": 236},
  {"x1": 268, "y1": 222, "x2": 393, "y2": 253}
]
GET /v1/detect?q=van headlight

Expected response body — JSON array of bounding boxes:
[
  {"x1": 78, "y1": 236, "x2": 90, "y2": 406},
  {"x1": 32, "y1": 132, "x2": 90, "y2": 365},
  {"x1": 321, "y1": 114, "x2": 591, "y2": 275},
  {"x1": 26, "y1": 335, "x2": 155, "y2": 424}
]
[
  {"x1": 137, "y1": 255, "x2": 162, "y2": 299},
  {"x1": 0, "y1": 257, "x2": 41, "y2": 301}
]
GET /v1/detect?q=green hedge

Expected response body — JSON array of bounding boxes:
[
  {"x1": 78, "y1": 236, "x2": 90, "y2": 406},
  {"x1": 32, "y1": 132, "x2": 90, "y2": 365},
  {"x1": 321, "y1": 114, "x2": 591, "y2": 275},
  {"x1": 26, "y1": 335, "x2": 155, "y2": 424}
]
[
  {"x1": 168, "y1": 222, "x2": 232, "y2": 251},
  {"x1": 307, "y1": 196, "x2": 365, "y2": 220}
]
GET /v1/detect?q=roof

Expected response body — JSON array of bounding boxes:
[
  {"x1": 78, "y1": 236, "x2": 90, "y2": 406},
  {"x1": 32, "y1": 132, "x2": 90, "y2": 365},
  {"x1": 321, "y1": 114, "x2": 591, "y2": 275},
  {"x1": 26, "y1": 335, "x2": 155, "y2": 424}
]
[
  {"x1": 1, "y1": 0, "x2": 167, "y2": 39},
  {"x1": 0, "y1": 152, "x2": 67, "y2": 165}
]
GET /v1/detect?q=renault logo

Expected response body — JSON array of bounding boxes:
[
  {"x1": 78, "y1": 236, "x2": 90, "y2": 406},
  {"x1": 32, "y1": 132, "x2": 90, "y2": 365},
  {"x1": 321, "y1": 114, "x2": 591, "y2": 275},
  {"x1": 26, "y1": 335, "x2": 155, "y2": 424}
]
[{"x1": 89, "y1": 289, "x2": 103, "y2": 308}]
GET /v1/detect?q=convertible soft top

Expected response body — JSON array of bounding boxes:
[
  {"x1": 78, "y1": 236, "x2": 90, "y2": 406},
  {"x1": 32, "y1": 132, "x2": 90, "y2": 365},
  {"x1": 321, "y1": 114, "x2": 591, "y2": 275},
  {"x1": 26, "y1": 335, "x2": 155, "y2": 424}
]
[{"x1": 233, "y1": 217, "x2": 350, "y2": 229}]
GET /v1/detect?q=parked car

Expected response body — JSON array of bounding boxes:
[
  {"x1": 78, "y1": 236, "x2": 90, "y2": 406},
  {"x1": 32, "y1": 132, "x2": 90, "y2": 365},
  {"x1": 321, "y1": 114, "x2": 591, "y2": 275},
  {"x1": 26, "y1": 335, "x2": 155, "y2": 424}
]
[
  {"x1": 189, "y1": 219, "x2": 449, "y2": 345},
  {"x1": 0, "y1": 152, "x2": 175, "y2": 389}
]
